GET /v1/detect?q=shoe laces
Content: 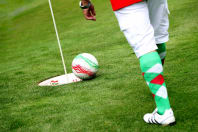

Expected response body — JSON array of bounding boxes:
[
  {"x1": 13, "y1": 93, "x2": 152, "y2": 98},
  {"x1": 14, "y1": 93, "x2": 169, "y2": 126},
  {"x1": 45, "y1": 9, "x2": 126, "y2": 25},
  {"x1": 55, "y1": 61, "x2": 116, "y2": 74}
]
[{"x1": 152, "y1": 108, "x2": 158, "y2": 114}]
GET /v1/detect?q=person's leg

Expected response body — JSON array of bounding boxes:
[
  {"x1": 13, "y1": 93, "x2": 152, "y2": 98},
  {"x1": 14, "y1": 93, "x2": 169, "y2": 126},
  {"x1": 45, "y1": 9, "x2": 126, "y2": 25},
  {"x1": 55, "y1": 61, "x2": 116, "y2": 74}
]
[
  {"x1": 140, "y1": 51, "x2": 170, "y2": 115},
  {"x1": 156, "y1": 43, "x2": 166, "y2": 65},
  {"x1": 114, "y1": 2, "x2": 175, "y2": 125},
  {"x1": 147, "y1": 0, "x2": 169, "y2": 65}
]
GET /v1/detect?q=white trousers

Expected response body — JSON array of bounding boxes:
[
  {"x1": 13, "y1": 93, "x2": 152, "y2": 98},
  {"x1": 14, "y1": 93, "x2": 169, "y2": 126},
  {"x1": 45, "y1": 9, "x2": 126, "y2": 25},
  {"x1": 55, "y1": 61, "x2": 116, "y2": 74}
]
[{"x1": 114, "y1": 0, "x2": 170, "y2": 58}]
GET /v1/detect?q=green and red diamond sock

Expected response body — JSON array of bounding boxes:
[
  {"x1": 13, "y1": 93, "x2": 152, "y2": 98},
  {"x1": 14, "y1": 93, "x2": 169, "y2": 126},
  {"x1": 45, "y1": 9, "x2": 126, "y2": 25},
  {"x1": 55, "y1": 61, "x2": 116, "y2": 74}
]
[{"x1": 140, "y1": 51, "x2": 171, "y2": 115}]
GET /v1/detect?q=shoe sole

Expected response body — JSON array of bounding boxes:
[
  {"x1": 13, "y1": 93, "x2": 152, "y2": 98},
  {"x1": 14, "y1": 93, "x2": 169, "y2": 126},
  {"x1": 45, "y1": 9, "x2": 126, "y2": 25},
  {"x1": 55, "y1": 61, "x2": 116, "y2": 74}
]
[{"x1": 162, "y1": 121, "x2": 176, "y2": 126}]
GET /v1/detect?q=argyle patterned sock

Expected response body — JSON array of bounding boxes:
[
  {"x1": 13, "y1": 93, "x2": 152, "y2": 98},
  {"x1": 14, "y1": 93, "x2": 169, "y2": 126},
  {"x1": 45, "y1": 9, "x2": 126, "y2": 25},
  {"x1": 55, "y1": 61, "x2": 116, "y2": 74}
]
[
  {"x1": 140, "y1": 52, "x2": 171, "y2": 115},
  {"x1": 157, "y1": 43, "x2": 166, "y2": 65}
]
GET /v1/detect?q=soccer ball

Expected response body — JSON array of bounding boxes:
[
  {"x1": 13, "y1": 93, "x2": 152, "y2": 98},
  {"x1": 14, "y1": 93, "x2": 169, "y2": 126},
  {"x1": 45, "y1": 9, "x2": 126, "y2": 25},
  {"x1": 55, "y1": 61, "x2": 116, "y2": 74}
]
[{"x1": 72, "y1": 53, "x2": 99, "y2": 80}]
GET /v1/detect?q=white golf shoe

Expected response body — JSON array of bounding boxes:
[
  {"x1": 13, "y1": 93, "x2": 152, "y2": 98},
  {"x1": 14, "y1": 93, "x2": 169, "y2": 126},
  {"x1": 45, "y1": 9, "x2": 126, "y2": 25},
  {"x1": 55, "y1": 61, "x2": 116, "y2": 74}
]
[{"x1": 143, "y1": 108, "x2": 176, "y2": 126}]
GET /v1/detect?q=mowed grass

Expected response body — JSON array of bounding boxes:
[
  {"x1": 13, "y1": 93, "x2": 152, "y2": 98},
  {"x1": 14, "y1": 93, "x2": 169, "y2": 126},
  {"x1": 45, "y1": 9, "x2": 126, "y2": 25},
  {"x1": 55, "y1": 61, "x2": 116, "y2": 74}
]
[{"x1": 0, "y1": 0, "x2": 198, "y2": 131}]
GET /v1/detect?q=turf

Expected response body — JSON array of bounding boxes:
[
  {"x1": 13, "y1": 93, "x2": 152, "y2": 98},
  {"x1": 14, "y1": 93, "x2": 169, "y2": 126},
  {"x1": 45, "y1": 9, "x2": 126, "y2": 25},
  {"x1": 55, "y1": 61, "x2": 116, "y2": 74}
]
[{"x1": 0, "y1": 0, "x2": 198, "y2": 131}]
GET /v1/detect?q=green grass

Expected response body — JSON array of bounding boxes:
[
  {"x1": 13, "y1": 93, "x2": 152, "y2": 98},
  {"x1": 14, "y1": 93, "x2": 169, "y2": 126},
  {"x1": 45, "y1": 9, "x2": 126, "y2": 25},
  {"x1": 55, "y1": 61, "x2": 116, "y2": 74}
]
[{"x1": 0, "y1": 0, "x2": 198, "y2": 131}]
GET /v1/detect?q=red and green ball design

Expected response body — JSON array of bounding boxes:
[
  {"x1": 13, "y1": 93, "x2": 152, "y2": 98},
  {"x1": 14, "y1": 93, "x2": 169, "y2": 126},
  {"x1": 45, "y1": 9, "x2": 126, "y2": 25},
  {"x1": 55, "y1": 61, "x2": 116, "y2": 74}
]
[{"x1": 72, "y1": 53, "x2": 99, "y2": 80}]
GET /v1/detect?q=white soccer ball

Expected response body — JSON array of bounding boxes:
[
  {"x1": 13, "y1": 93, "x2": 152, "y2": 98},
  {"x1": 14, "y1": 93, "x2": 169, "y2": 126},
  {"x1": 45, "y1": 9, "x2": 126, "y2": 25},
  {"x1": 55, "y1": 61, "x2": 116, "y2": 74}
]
[{"x1": 72, "y1": 53, "x2": 99, "y2": 80}]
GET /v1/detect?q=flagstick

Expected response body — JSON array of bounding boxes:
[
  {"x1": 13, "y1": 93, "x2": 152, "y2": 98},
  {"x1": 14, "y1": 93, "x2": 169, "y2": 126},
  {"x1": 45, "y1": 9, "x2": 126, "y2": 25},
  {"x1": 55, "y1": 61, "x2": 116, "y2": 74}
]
[{"x1": 48, "y1": 0, "x2": 67, "y2": 75}]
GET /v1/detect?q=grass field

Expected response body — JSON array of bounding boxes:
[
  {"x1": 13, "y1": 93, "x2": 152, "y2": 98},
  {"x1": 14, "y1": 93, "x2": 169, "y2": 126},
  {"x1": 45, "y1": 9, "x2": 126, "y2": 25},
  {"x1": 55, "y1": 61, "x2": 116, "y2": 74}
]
[{"x1": 0, "y1": 0, "x2": 198, "y2": 131}]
